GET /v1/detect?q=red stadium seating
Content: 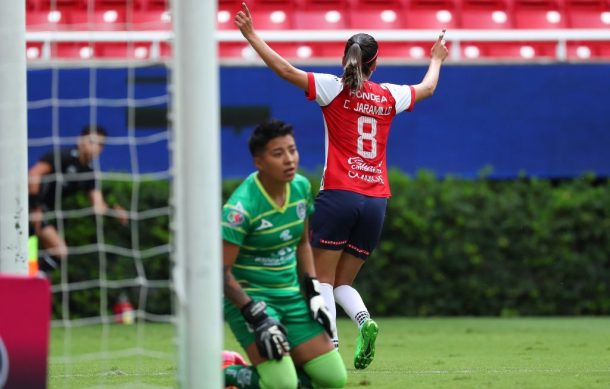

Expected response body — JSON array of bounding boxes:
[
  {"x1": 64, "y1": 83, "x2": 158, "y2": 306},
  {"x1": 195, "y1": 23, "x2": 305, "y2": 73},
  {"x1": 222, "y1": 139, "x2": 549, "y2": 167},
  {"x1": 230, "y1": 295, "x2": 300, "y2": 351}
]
[
  {"x1": 250, "y1": 0, "x2": 296, "y2": 30},
  {"x1": 53, "y1": 42, "x2": 95, "y2": 59},
  {"x1": 28, "y1": 0, "x2": 83, "y2": 10},
  {"x1": 135, "y1": 0, "x2": 169, "y2": 10},
  {"x1": 348, "y1": 0, "x2": 406, "y2": 29},
  {"x1": 567, "y1": 41, "x2": 610, "y2": 59},
  {"x1": 70, "y1": 8, "x2": 128, "y2": 30},
  {"x1": 94, "y1": 42, "x2": 155, "y2": 59},
  {"x1": 512, "y1": 0, "x2": 567, "y2": 28},
  {"x1": 312, "y1": 41, "x2": 345, "y2": 58},
  {"x1": 131, "y1": 9, "x2": 171, "y2": 30},
  {"x1": 564, "y1": 0, "x2": 610, "y2": 28},
  {"x1": 293, "y1": 0, "x2": 349, "y2": 29},
  {"x1": 23, "y1": 0, "x2": 610, "y2": 61},
  {"x1": 26, "y1": 10, "x2": 71, "y2": 30},
  {"x1": 404, "y1": 0, "x2": 459, "y2": 29},
  {"x1": 460, "y1": 0, "x2": 514, "y2": 28},
  {"x1": 460, "y1": 41, "x2": 557, "y2": 58}
]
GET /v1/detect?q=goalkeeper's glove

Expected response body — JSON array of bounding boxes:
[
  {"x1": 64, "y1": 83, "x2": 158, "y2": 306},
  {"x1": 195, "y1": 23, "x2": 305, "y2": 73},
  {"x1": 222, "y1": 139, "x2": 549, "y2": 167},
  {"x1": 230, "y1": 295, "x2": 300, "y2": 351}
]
[
  {"x1": 241, "y1": 300, "x2": 290, "y2": 360},
  {"x1": 302, "y1": 274, "x2": 337, "y2": 339}
]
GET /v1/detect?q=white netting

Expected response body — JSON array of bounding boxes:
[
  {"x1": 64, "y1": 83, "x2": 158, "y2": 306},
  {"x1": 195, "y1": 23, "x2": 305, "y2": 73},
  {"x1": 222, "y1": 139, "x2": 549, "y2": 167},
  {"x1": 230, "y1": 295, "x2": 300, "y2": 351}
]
[{"x1": 28, "y1": 58, "x2": 175, "y2": 387}]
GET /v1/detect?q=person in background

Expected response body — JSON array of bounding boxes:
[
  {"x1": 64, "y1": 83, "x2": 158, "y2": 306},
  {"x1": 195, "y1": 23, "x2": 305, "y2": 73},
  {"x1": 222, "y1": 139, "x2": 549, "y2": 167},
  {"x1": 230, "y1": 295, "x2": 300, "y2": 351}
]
[
  {"x1": 28, "y1": 125, "x2": 128, "y2": 273},
  {"x1": 222, "y1": 120, "x2": 347, "y2": 388},
  {"x1": 235, "y1": 2, "x2": 449, "y2": 370}
]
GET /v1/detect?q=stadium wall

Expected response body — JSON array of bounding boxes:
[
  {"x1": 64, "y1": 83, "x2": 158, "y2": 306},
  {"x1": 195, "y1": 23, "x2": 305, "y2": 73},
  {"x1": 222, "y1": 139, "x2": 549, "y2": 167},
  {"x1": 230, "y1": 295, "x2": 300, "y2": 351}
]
[{"x1": 27, "y1": 64, "x2": 610, "y2": 179}]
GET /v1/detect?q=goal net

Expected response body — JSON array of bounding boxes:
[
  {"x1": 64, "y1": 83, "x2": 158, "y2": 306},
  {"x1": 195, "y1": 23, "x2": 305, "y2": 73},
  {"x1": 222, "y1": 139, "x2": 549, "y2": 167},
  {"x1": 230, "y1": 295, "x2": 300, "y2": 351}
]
[{"x1": 28, "y1": 57, "x2": 176, "y2": 388}]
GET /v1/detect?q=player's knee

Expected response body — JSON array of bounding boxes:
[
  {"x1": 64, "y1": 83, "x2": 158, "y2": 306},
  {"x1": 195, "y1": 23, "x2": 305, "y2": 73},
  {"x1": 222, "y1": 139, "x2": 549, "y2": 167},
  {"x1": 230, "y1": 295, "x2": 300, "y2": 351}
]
[{"x1": 257, "y1": 357, "x2": 298, "y2": 389}]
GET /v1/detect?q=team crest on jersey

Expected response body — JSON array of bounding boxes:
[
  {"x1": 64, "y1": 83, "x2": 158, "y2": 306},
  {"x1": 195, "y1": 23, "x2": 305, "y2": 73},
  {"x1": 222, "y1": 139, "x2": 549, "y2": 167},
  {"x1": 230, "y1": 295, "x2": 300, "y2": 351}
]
[
  {"x1": 227, "y1": 210, "x2": 245, "y2": 227},
  {"x1": 0, "y1": 337, "x2": 8, "y2": 388},
  {"x1": 296, "y1": 201, "x2": 307, "y2": 220}
]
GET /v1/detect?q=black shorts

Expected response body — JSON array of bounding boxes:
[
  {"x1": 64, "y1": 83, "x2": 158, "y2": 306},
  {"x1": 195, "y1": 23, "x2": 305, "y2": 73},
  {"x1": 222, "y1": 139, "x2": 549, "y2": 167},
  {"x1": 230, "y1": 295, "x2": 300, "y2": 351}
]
[{"x1": 310, "y1": 190, "x2": 387, "y2": 260}]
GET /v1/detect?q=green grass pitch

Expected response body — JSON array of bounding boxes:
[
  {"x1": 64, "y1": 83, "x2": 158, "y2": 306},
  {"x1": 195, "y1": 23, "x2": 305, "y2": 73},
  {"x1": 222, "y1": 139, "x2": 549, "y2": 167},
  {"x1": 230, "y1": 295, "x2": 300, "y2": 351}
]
[{"x1": 49, "y1": 318, "x2": 610, "y2": 388}]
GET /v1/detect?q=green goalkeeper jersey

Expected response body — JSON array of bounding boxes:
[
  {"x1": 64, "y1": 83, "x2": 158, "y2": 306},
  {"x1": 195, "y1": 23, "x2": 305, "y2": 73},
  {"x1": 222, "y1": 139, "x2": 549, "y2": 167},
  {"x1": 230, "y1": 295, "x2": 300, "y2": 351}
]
[{"x1": 222, "y1": 172, "x2": 315, "y2": 297}]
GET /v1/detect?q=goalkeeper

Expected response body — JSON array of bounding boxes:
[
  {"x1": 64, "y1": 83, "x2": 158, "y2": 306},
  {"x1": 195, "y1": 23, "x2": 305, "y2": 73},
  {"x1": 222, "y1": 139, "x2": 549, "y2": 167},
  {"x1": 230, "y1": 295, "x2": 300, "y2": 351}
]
[
  {"x1": 28, "y1": 126, "x2": 128, "y2": 273},
  {"x1": 223, "y1": 120, "x2": 347, "y2": 389}
]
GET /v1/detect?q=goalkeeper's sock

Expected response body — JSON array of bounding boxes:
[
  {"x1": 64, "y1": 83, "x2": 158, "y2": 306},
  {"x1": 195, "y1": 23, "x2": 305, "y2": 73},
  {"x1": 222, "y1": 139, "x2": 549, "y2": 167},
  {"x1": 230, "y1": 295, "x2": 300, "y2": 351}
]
[
  {"x1": 334, "y1": 284, "x2": 370, "y2": 329},
  {"x1": 224, "y1": 357, "x2": 298, "y2": 389},
  {"x1": 320, "y1": 282, "x2": 339, "y2": 347},
  {"x1": 302, "y1": 348, "x2": 348, "y2": 388}
]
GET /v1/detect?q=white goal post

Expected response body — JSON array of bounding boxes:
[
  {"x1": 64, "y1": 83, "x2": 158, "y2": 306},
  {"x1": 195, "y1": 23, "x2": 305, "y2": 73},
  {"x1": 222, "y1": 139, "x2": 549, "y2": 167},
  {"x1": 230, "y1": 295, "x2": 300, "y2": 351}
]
[
  {"x1": 172, "y1": 0, "x2": 222, "y2": 388},
  {"x1": 0, "y1": 0, "x2": 28, "y2": 275}
]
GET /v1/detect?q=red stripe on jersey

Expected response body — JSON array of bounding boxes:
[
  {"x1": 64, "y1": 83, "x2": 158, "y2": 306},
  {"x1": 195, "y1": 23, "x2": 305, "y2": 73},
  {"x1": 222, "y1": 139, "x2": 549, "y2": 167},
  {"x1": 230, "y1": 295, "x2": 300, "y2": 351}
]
[
  {"x1": 305, "y1": 72, "x2": 316, "y2": 101},
  {"x1": 407, "y1": 85, "x2": 416, "y2": 112}
]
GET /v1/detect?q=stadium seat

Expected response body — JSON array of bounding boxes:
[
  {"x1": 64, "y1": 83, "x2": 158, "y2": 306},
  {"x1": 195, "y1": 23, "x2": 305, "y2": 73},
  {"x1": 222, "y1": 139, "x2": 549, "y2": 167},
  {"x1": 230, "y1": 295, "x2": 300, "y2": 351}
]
[
  {"x1": 245, "y1": 0, "x2": 295, "y2": 30},
  {"x1": 218, "y1": 0, "x2": 242, "y2": 30},
  {"x1": 460, "y1": 41, "x2": 557, "y2": 59},
  {"x1": 294, "y1": 0, "x2": 349, "y2": 29},
  {"x1": 135, "y1": 0, "x2": 169, "y2": 10},
  {"x1": 54, "y1": 42, "x2": 96, "y2": 59},
  {"x1": 460, "y1": 0, "x2": 514, "y2": 28},
  {"x1": 29, "y1": 0, "x2": 83, "y2": 10},
  {"x1": 312, "y1": 41, "x2": 345, "y2": 58},
  {"x1": 95, "y1": 42, "x2": 154, "y2": 59},
  {"x1": 26, "y1": 42, "x2": 45, "y2": 60},
  {"x1": 512, "y1": 0, "x2": 567, "y2": 28},
  {"x1": 219, "y1": 42, "x2": 253, "y2": 59},
  {"x1": 404, "y1": 0, "x2": 459, "y2": 29},
  {"x1": 348, "y1": 0, "x2": 406, "y2": 29},
  {"x1": 564, "y1": 0, "x2": 610, "y2": 28},
  {"x1": 567, "y1": 41, "x2": 610, "y2": 59},
  {"x1": 131, "y1": 9, "x2": 172, "y2": 30},
  {"x1": 26, "y1": 10, "x2": 71, "y2": 30},
  {"x1": 70, "y1": 9, "x2": 128, "y2": 30}
]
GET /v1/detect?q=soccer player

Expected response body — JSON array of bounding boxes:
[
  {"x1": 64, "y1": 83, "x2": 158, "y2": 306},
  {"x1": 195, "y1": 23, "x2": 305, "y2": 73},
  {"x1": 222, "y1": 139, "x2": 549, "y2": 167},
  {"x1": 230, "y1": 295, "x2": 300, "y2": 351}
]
[
  {"x1": 222, "y1": 120, "x2": 347, "y2": 389},
  {"x1": 28, "y1": 126, "x2": 128, "y2": 272},
  {"x1": 235, "y1": 2, "x2": 449, "y2": 370}
]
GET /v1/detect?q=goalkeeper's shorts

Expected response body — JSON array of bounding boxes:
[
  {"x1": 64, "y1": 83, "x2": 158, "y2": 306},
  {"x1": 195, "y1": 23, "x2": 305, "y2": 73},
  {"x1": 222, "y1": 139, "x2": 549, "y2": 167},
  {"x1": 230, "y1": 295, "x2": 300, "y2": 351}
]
[{"x1": 225, "y1": 293, "x2": 324, "y2": 351}]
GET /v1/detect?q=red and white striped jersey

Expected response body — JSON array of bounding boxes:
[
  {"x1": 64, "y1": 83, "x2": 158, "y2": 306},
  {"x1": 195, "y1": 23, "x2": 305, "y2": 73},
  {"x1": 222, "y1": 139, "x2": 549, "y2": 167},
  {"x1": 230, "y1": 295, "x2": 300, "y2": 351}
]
[{"x1": 305, "y1": 72, "x2": 415, "y2": 198}]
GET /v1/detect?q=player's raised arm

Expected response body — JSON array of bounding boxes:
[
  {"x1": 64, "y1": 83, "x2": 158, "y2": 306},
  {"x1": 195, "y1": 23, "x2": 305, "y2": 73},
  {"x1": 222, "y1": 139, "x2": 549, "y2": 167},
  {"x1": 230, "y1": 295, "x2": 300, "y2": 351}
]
[
  {"x1": 235, "y1": 2, "x2": 308, "y2": 91},
  {"x1": 412, "y1": 29, "x2": 449, "y2": 103}
]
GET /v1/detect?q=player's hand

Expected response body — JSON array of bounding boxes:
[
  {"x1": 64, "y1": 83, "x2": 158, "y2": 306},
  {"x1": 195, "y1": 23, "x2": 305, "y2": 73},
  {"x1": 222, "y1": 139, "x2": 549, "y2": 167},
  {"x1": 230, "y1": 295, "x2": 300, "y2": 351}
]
[
  {"x1": 30, "y1": 208, "x2": 44, "y2": 235},
  {"x1": 234, "y1": 2, "x2": 255, "y2": 38},
  {"x1": 431, "y1": 29, "x2": 449, "y2": 62},
  {"x1": 241, "y1": 300, "x2": 290, "y2": 360},
  {"x1": 113, "y1": 204, "x2": 129, "y2": 226},
  {"x1": 303, "y1": 274, "x2": 337, "y2": 339}
]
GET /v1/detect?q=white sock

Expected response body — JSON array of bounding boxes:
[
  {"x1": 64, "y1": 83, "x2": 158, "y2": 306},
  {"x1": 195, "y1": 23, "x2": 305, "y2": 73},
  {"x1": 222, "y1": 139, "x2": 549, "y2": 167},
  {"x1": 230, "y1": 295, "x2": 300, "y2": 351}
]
[
  {"x1": 320, "y1": 282, "x2": 339, "y2": 347},
  {"x1": 334, "y1": 284, "x2": 370, "y2": 330}
]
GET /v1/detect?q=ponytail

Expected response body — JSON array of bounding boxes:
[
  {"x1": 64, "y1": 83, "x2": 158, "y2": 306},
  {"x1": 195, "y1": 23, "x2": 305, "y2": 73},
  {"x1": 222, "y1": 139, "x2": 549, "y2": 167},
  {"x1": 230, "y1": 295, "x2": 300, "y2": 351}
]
[
  {"x1": 342, "y1": 43, "x2": 364, "y2": 93},
  {"x1": 341, "y1": 33, "x2": 379, "y2": 93}
]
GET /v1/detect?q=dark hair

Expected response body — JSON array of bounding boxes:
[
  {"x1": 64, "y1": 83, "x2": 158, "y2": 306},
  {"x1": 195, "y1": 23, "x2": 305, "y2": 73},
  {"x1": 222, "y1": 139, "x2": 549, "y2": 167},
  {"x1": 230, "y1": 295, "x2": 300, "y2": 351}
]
[
  {"x1": 248, "y1": 119, "x2": 294, "y2": 157},
  {"x1": 81, "y1": 125, "x2": 108, "y2": 137},
  {"x1": 341, "y1": 33, "x2": 378, "y2": 93}
]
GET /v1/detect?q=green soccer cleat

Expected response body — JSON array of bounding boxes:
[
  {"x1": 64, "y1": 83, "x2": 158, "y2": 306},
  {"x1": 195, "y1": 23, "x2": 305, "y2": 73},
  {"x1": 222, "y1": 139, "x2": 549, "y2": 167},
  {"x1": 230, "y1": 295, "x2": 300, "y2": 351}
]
[{"x1": 354, "y1": 319, "x2": 379, "y2": 370}]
